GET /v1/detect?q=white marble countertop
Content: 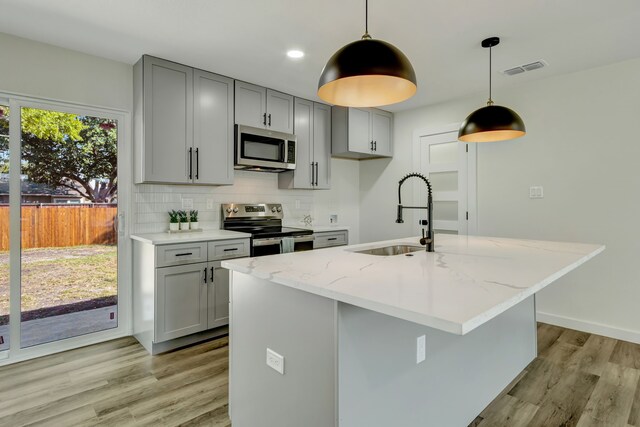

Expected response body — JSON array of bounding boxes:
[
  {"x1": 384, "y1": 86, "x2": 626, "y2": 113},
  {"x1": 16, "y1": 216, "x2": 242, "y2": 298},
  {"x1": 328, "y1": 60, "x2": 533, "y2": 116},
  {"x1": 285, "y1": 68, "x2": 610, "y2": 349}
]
[
  {"x1": 223, "y1": 234, "x2": 604, "y2": 335},
  {"x1": 131, "y1": 229, "x2": 251, "y2": 245}
]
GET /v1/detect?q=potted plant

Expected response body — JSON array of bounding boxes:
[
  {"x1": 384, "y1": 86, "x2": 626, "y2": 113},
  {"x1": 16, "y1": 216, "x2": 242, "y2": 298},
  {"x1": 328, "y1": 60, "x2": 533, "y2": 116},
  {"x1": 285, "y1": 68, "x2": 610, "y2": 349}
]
[
  {"x1": 189, "y1": 210, "x2": 199, "y2": 230},
  {"x1": 168, "y1": 210, "x2": 179, "y2": 231},
  {"x1": 178, "y1": 210, "x2": 189, "y2": 230}
]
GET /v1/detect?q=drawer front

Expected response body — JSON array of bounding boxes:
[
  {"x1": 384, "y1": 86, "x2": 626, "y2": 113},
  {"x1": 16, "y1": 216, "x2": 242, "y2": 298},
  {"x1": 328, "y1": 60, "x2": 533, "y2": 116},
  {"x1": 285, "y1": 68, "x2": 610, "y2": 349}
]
[
  {"x1": 208, "y1": 239, "x2": 250, "y2": 260},
  {"x1": 156, "y1": 242, "x2": 208, "y2": 267},
  {"x1": 313, "y1": 231, "x2": 348, "y2": 249}
]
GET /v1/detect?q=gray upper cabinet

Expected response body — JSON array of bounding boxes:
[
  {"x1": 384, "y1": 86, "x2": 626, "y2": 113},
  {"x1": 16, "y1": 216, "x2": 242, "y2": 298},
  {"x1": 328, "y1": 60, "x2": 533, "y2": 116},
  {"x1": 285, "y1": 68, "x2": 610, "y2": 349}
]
[
  {"x1": 134, "y1": 55, "x2": 234, "y2": 185},
  {"x1": 235, "y1": 81, "x2": 294, "y2": 134},
  {"x1": 136, "y1": 56, "x2": 193, "y2": 183},
  {"x1": 194, "y1": 69, "x2": 234, "y2": 185},
  {"x1": 279, "y1": 98, "x2": 331, "y2": 190},
  {"x1": 331, "y1": 106, "x2": 394, "y2": 159}
]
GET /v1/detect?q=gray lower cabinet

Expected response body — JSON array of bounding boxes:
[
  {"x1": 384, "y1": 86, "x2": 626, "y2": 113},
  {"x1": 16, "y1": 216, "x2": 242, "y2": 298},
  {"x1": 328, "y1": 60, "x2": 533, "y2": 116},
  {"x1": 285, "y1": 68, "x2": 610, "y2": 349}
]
[
  {"x1": 235, "y1": 81, "x2": 294, "y2": 134},
  {"x1": 331, "y1": 106, "x2": 394, "y2": 159},
  {"x1": 134, "y1": 55, "x2": 234, "y2": 185},
  {"x1": 133, "y1": 237, "x2": 249, "y2": 354},
  {"x1": 207, "y1": 261, "x2": 230, "y2": 329},
  {"x1": 155, "y1": 262, "x2": 208, "y2": 343},
  {"x1": 278, "y1": 99, "x2": 331, "y2": 189}
]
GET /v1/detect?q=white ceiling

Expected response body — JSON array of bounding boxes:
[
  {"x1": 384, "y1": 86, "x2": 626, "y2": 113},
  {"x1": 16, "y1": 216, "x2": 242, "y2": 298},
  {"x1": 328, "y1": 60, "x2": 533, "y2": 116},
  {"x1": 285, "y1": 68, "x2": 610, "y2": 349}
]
[{"x1": 1, "y1": 0, "x2": 639, "y2": 111}]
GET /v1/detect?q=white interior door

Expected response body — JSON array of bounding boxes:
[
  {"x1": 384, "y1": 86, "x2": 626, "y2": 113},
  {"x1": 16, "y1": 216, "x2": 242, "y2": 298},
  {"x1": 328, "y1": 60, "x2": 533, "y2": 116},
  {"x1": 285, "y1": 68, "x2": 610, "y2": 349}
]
[{"x1": 413, "y1": 124, "x2": 477, "y2": 235}]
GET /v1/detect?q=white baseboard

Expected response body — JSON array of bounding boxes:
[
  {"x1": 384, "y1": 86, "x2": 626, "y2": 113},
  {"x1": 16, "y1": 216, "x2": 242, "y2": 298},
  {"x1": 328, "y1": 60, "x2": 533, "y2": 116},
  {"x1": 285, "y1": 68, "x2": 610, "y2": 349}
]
[{"x1": 537, "y1": 311, "x2": 640, "y2": 344}]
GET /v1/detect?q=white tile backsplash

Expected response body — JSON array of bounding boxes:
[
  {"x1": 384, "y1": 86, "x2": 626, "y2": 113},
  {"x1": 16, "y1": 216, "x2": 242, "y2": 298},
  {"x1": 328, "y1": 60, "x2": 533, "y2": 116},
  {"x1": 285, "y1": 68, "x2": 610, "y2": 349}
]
[{"x1": 132, "y1": 160, "x2": 361, "y2": 243}]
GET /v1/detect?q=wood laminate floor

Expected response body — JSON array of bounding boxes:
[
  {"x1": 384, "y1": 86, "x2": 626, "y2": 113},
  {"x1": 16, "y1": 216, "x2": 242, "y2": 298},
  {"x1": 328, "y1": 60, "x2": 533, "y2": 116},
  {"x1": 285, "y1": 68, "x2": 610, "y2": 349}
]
[{"x1": 0, "y1": 323, "x2": 638, "y2": 426}]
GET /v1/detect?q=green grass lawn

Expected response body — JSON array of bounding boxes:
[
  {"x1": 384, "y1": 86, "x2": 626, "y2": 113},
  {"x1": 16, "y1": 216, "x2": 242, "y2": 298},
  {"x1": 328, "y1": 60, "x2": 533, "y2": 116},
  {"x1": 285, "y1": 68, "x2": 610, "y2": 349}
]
[{"x1": 0, "y1": 245, "x2": 117, "y2": 314}]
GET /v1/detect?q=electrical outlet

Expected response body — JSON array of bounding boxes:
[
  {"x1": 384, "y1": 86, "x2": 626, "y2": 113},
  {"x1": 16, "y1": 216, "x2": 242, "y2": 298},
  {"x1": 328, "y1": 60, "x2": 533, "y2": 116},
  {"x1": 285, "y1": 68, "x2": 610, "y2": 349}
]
[
  {"x1": 109, "y1": 312, "x2": 115, "y2": 320},
  {"x1": 206, "y1": 199, "x2": 214, "y2": 210},
  {"x1": 182, "y1": 198, "x2": 194, "y2": 209},
  {"x1": 529, "y1": 186, "x2": 544, "y2": 199},
  {"x1": 330, "y1": 214, "x2": 338, "y2": 224},
  {"x1": 416, "y1": 335, "x2": 426, "y2": 364},
  {"x1": 266, "y1": 348, "x2": 284, "y2": 374}
]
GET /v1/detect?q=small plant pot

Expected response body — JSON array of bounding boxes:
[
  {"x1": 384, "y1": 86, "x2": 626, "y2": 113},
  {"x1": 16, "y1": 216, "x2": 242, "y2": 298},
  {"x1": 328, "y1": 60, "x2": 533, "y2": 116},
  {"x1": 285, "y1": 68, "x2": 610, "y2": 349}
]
[
  {"x1": 190, "y1": 222, "x2": 199, "y2": 230},
  {"x1": 169, "y1": 223, "x2": 179, "y2": 231},
  {"x1": 179, "y1": 222, "x2": 189, "y2": 231}
]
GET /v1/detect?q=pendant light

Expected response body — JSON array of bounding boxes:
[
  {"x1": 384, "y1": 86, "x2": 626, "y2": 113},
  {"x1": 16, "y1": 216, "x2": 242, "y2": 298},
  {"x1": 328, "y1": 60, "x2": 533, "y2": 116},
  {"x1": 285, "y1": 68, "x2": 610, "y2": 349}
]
[
  {"x1": 458, "y1": 37, "x2": 526, "y2": 142},
  {"x1": 317, "y1": 0, "x2": 417, "y2": 107}
]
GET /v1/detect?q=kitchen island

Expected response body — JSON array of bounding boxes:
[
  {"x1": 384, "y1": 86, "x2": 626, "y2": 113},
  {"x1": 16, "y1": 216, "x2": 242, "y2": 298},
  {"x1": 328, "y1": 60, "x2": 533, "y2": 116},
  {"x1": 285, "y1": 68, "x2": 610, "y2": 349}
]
[{"x1": 222, "y1": 234, "x2": 604, "y2": 427}]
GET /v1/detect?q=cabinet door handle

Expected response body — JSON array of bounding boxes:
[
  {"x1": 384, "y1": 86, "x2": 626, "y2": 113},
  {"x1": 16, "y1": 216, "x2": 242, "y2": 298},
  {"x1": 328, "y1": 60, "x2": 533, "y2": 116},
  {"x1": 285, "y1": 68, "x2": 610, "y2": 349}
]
[
  {"x1": 188, "y1": 147, "x2": 193, "y2": 180},
  {"x1": 210, "y1": 266, "x2": 214, "y2": 283},
  {"x1": 203, "y1": 268, "x2": 207, "y2": 283},
  {"x1": 195, "y1": 147, "x2": 199, "y2": 179},
  {"x1": 311, "y1": 162, "x2": 315, "y2": 186},
  {"x1": 315, "y1": 162, "x2": 319, "y2": 186},
  {"x1": 374, "y1": 141, "x2": 377, "y2": 151},
  {"x1": 175, "y1": 252, "x2": 193, "y2": 257},
  {"x1": 263, "y1": 113, "x2": 267, "y2": 126},
  {"x1": 268, "y1": 113, "x2": 272, "y2": 127},
  {"x1": 223, "y1": 248, "x2": 238, "y2": 252},
  {"x1": 327, "y1": 237, "x2": 338, "y2": 241}
]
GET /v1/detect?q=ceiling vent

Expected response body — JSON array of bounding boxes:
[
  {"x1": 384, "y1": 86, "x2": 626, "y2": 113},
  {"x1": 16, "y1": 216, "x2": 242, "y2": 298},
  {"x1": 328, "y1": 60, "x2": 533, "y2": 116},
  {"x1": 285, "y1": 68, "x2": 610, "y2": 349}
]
[{"x1": 502, "y1": 60, "x2": 547, "y2": 76}]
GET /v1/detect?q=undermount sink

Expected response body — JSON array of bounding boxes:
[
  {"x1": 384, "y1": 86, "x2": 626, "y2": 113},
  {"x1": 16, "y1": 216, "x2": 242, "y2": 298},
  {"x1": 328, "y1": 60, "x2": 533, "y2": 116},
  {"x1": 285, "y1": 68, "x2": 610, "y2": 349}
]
[{"x1": 353, "y1": 244, "x2": 424, "y2": 256}]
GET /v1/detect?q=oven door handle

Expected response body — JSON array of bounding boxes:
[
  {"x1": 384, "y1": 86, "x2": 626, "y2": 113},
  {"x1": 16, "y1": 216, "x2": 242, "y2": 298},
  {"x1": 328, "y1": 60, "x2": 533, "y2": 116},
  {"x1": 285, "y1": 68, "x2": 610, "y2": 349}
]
[
  {"x1": 252, "y1": 238, "x2": 282, "y2": 247},
  {"x1": 292, "y1": 235, "x2": 315, "y2": 243}
]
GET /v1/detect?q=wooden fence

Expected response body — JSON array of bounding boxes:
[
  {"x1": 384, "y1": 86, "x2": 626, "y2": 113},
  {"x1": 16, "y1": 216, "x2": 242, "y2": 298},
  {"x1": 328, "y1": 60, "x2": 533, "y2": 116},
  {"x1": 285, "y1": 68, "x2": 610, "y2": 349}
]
[{"x1": 0, "y1": 204, "x2": 117, "y2": 251}]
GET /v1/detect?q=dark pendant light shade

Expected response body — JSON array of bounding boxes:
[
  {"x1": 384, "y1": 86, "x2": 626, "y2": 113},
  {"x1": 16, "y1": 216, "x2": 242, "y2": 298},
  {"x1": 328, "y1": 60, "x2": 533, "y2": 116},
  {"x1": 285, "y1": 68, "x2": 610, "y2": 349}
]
[
  {"x1": 317, "y1": 0, "x2": 417, "y2": 107},
  {"x1": 458, "y1": 37, "x2": 526, "y2": 143}
]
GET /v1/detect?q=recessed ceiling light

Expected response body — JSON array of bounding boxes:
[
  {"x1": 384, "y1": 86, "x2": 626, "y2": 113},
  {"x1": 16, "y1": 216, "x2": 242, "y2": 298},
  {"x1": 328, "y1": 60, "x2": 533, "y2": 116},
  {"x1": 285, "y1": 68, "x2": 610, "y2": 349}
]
[{"x1": 287, "y1": 50, "x2": 305, "y2": 59}]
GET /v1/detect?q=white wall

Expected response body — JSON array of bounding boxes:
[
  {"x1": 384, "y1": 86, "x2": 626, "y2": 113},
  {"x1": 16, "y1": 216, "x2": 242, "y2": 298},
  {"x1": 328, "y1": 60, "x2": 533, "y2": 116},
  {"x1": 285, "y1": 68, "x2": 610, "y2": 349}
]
[
  {"x1": 0, "y1": 32, "x2": 132, "y2": 110},
  {"x1": 360, "y1": 57, "x2": 640, "y2": 340}
]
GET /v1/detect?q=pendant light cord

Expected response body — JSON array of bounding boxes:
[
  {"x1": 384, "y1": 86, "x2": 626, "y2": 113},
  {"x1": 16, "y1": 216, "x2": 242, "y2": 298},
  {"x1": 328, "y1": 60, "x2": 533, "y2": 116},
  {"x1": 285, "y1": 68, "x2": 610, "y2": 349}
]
[
  {"x1": 488, "y1": 45, "x2": 494, "y2": 105},
  {"x1": 362, "y1": 0, "x2": 371, "y2": 39}
]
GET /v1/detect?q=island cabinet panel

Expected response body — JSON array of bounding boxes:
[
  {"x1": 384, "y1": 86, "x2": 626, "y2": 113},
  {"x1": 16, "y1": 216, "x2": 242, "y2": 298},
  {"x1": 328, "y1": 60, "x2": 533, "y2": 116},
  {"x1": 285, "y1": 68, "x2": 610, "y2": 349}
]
[
  {"x1": 134, "y1": 55, "x2": 235, "y2": 185},
  {"x1": 278, "y1": 98, "x2": 331, "y2": 190},
  {"x1": 331, "y1": 106, "x2": 394, "y2": 159},
  {"x1": 155, "y1": 262, "x2": 208, "y2": 343},
  {"x1": 234, "y1": 81, "x2": 294, "y2": 134},
  {"x1": 337, "y1": 297, "x2": 536, "y2": 427},
  {"x1": 230, "y1": 274, "x2": 337, "y2": 427}
]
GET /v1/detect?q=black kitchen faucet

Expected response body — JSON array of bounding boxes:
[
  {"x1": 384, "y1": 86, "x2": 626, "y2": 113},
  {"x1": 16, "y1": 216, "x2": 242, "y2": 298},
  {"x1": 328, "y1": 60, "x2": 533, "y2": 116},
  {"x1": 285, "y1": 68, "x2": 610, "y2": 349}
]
[{"x1": 396, "y1": 173, "x2": 434, "y2": 252}]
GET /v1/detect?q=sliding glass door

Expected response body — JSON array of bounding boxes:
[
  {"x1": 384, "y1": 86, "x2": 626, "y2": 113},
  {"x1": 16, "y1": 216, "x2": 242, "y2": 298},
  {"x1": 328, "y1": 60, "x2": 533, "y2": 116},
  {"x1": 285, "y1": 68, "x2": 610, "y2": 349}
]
[{"x1": 1, "y1": 96, "x2": 129, "y2": 362}]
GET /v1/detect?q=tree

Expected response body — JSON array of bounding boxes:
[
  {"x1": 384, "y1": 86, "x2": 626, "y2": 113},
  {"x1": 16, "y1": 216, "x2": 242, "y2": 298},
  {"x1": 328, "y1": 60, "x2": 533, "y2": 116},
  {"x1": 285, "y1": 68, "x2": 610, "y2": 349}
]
[{"x1": 19, "y1": 108, "x2": 118, "y2": 203}]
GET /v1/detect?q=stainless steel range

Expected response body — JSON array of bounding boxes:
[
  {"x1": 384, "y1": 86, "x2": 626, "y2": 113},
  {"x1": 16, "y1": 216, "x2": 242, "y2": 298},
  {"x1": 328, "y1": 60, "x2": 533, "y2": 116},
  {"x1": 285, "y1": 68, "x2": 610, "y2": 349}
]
[{"x1": 222, "y1": 203, "x2": 313, "y2": 257}]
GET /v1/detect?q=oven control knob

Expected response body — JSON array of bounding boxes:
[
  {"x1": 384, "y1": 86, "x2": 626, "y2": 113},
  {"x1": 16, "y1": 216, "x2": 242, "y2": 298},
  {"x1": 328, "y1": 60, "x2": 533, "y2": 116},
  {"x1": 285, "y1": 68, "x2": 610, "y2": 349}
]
[
  {"x1": 271, "y1": 207, "x2": 277, "y2": 213},
  {"x1": 232, "y1": 207, "x2": 239, "y2": 213},
  {"x1": 226, "y1": 207, "x2": 232, "y2": 214},
  {"x1": 276, "y1": 206, "x2": 282, "y2": 212}
]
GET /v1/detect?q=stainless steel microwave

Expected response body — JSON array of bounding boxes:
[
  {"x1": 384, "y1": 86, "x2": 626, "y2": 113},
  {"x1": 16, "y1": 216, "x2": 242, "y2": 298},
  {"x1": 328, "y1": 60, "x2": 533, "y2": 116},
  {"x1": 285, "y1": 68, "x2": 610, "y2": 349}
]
[{"x1": 235, "y1": 125, "x2": 296, "y2": 172}]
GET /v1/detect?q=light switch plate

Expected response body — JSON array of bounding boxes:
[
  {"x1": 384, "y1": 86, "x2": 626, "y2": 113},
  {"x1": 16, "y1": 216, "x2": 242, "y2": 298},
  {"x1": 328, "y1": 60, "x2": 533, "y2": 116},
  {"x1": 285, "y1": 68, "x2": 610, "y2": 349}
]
[
  {"x1": 206, "y1": 199, "x2": 214, "y2": 210},
  {"x1": 266, "y1": 348, "x2": 284, "y2": 374},
  {"x1": 330, "y1": 214, "x2": 338, "y2": 224}
]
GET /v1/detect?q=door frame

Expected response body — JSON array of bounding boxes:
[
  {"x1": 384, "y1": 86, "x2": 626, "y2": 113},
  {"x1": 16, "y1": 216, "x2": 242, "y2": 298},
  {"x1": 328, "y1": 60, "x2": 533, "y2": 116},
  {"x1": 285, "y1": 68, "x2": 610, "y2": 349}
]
[
  {"x1": 412, "y1": 123, "x2": 478, "y2": 235},
  {"x1": 1, "y1": 91, "x2": 132, "y2": 365}
]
